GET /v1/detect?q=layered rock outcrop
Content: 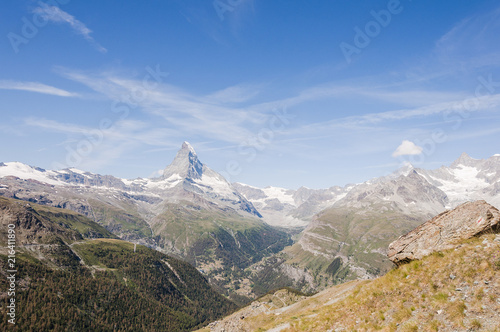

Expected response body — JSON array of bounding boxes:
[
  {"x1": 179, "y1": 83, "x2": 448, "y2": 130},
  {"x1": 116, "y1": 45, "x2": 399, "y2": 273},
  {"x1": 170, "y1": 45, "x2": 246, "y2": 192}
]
[{"x1": 388, "y1": 200, "x2": 500, "y2": 265}]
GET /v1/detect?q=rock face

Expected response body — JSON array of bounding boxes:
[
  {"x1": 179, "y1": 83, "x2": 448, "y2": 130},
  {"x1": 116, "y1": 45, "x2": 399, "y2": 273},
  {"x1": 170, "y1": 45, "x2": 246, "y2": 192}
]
[{"x1": 388, "y1": 200, "x2": 500, "y2": 265}]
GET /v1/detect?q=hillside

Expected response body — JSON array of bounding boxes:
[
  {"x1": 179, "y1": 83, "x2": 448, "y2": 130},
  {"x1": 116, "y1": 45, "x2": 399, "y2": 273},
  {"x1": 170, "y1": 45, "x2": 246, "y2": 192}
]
[
  {"x1": 200, "y1": 232, "x2": 500, "y2": 331},
  {"x1": 0, "y1": 197, "x2": 236, "y2": 331}
]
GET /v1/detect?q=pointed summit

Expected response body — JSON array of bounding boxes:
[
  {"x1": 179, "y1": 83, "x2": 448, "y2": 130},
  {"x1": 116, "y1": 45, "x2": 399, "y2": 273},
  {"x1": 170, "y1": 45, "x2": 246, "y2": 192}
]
[
  {"x1": 395, "y1": 162, "x2": 415, "y2": 177},
  {"x1": 181, "y1": 141, "x2": 196, "y2": 154},
  {"x1": 163, "y1": 141, "x2": 204, "y2": 180},
  {"x1": 451, "y1": 152, "x2": 478, "y2": 168}
]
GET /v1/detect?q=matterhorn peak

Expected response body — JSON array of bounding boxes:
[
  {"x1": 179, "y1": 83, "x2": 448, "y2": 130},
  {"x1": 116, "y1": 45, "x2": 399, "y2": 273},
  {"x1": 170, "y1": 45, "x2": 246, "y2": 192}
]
[
  {"x1": 163, "y1": 141, "x2": 204, "y2": 180},
  {"x1": 181, "y1": 141, "x2": 196, "y2": 154}
]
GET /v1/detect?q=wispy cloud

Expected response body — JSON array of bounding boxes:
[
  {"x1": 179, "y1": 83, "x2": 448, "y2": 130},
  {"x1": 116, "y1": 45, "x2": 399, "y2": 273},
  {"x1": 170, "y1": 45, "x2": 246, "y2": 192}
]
[
  {"x1": 33, "y1": 5, "x2": 107, "y2": 53},
  {"x1": 0, "y1": 80, "x2": 78, "y2": 97},
  {"x1": 29, "y1": 61, "x2": 500, "y2": 171},
  {"x1": 57, "y1": 68, "x2": 267, "y2": 144},
  {"x1": 24, "y1": 117, "x2": 174, "y2": 147},
  {"x1": 434, "y1": 6, "x2": 500, "y2": 70},
  {"x1": 178, "y1": 0, "x2": 256, "y2": 45},
  {"x1": 24, "y1": 117, "x2": 179, "y2": 170},
  {"x1": 206, "y1": 84, "x2": 262, "y2": 103}
]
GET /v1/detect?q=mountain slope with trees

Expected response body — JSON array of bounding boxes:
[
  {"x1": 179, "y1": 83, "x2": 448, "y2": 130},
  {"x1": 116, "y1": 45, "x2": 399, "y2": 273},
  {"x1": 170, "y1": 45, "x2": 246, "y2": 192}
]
[{"x1": 0, "y1": 197, "x2": 236, "y2": 331}]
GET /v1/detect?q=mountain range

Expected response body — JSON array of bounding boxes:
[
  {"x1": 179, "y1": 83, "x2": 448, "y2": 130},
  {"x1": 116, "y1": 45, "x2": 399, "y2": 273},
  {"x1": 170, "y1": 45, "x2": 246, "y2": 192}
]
[
  {"x1": 235, "y1": 152, "x2": 500, "y2": 228},
  {"x1": 253, "y1": 152, "x2": 500, "y2": 292},
  {"x1": 0, "y1": 142, "x2": 292, "y2": 303},
  {"x1": 1, "y1": 143, "x2": 499, "y2": 299}
]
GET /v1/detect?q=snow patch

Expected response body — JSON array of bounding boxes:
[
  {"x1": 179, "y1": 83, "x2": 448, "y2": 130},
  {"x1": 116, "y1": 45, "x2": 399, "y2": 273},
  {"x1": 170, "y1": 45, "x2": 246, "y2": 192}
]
[
  {"x1": 146, "y1": 174, "x2": 183, "y2": 189},
  {"x1": 194, "y1": 174, "x2": 234, "y2": 196},
  {"x1": 261, "y1": 187, "x2": 296, "y2": 205},
  {"x1": 68, "y1": 168, "x2": 90, "y2": 175}
]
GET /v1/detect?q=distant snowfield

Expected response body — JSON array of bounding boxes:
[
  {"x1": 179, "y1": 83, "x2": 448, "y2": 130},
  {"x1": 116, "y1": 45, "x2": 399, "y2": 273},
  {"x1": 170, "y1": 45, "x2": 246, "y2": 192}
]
[
  {"x1": 0, "y1": 162, "x2": 65, "y2": 186},
  {"x1": 260, "y1": 186, "x2": 296, "y2": 206},
  {"x1": 431, "y1": 166, "x2": 490, "y2": 202}
]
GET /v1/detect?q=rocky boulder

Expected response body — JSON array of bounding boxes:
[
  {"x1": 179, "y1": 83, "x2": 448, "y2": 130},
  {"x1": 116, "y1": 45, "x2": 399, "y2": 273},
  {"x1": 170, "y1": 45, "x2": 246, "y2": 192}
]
[{"x1": 388, "y1": 200, "x2": 500, "y2": 265}]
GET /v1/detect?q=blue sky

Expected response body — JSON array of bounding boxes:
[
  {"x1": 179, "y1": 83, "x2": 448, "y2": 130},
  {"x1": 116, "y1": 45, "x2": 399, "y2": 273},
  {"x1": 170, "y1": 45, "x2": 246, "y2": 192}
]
[{"x1": 1, "y1": 0, "x2": 500, "y2": 189}]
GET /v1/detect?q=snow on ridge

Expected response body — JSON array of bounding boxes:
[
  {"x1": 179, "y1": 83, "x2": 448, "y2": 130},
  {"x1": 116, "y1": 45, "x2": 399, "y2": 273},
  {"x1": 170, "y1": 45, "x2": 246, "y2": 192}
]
[
  {"x1": 165, "y1": 174, "x2": 182, "y2": 182},
  {"x1": 0, "y1": 162, "x2": 64, "y2": 186},
  {"x1": 68, "y1": 168, "x2": 90, "y2": 175},
  {"x1": 234, "y1": 182, "x2": 260, "y2": 190},
  {"x1": 121, "y1": 178, "x2": 134, "y2": 186}
]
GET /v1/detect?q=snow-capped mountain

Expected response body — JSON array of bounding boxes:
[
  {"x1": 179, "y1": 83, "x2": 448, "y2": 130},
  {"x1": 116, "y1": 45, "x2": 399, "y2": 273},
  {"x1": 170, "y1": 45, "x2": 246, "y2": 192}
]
[
  {"x1": 0, "y1": 142, "x2": 260, "y2": 220},
  {"x1": 234, "y1": 153, "x2": 500, "y2": 229},
  {"x1": 232, "y1": 183, "x2": 351, "y2": 227},
  {"x1": 1, "y1": 148, "x2": 499, "y2": 298},
  {"x1": 417, "y1": 152, "x2": 500, "y2": 209},
  {"x1": 0, "y1": 141, "x2": 278, "y2": 263}
]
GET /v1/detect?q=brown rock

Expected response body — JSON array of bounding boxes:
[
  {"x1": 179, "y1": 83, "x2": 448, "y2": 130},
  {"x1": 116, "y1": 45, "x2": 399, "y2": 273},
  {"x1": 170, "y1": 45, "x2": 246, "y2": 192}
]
[{"x1": 387, "y1": 200, "x2": 500, "y2": 265}]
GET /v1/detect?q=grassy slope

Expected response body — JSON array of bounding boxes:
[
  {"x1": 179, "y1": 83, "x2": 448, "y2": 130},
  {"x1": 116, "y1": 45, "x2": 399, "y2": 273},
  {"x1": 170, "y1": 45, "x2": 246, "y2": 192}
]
[
  {"x1": 31, "y1": 201, "x2": 117, "y2": 240},
  {"x1": 221, "y1": 233, "x2": 500, "y2": 332},
  {"x1": 152, "y1": 201, "x2": 268, "y2": 249},
  {"x1": 86, "y1": 198, "x2": 152, "y2": 239}
]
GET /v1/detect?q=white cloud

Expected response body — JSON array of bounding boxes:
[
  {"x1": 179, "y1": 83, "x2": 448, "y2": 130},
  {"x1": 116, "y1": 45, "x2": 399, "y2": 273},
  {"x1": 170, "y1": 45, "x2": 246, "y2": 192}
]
[
  {"x1": 392, "y1": 140, "x2": 423, "y2": 157},
  {"x1": 33, "y1": 5, "x2": 107, "y2": 53},
  {"x1": 0, "y1": 80, "x2": 77, "y2": 97}
]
